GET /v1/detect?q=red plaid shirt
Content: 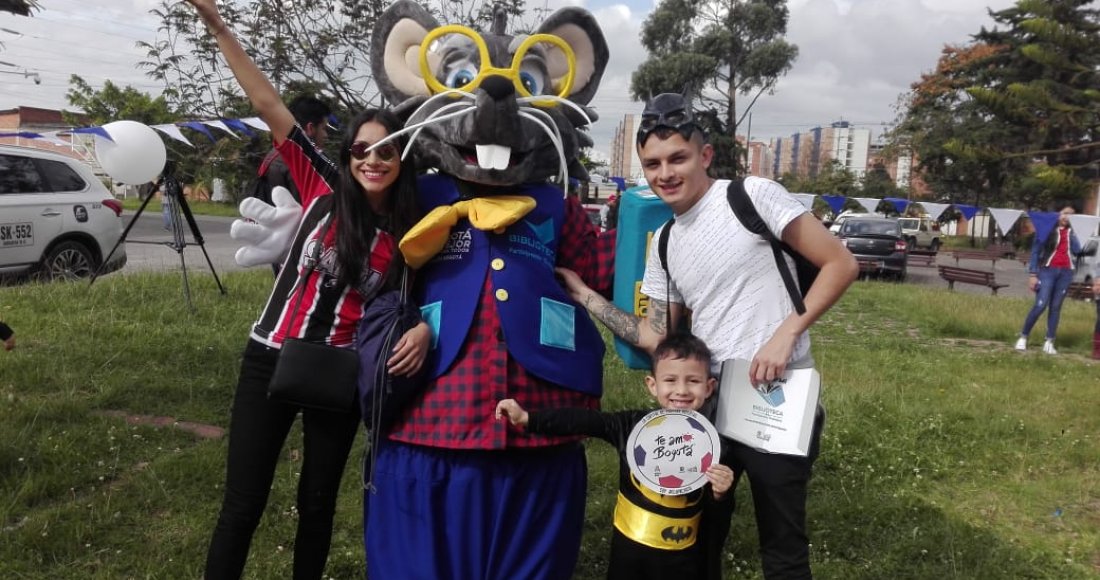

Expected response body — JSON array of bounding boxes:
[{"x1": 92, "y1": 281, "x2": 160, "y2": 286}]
[
  {"x1": 593, "y1": 228, "x2": 617, "y2": 298},
  {"x1": 388, "y1": 196, "x2": 601, "y2": 449}
]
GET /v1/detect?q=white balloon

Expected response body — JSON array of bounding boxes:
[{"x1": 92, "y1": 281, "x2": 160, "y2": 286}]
[{"x1": 94, "y1": 120, "x2": 167, "y2": 185}]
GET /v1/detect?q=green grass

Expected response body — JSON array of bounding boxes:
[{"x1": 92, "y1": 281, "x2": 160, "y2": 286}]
[
  {"x1": 120, "y1": 197, "x2": 241, "y2": 218},
  {"x1": 1, "y1": 274, "x2": 1098, "y2": 578}
]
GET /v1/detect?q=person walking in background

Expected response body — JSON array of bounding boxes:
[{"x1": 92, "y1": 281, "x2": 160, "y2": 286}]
[
  {"x1": 1092, "y1": 258, "x2": 1100, "y2": 359},
  {"x1": 185, "y1": 1, "x2": 428, "y2": 578},
  {"x1": 1014, "y1": 206, "x2": 1082, "y2": 355}
]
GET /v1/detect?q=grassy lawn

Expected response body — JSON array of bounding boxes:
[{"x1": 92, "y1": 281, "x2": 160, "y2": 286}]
[
  {"x1": 1, "y1": 272, "x2": 1097, "y2": 578},
  {"x1": 120, "y1": 197, "x2": 242, "y2": 218}
]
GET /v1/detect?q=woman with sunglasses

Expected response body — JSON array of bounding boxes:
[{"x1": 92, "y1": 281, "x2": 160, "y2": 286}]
[{"x1": 184, "y1": 1, "x2": 427, "y2": 579}]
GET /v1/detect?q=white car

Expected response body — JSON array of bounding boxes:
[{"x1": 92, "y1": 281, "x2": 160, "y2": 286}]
[{"x1": 0, "y1": 145, "x2": 127, "y2": 281}]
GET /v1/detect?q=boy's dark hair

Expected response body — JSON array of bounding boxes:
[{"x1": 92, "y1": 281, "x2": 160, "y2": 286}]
[
  {"x1": 288, "y1": 95, "x2": 332, "y2": 128},
  {"x1": 652, "y1": 333, "x2": 712, "y2": 372}
]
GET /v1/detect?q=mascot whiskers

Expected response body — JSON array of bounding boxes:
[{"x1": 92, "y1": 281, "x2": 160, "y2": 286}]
[{"x1": 363, "y1": 2, "x2": 610, "y2": 578}]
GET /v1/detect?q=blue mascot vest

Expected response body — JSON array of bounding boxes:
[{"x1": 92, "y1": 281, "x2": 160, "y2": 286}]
[{"x1": 415, "y1": 174, "x2": 604, "y2": 397}]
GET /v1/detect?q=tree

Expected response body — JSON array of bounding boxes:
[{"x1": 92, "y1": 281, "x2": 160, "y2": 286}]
[
  {"x1": 892, "y1": 0, "x2": 1100, "y2": 210},
  {"x1": 860, "y1": 161, "x2": 906, "y2": 200},
  {"x1": 631, "y1": 0, "x2": 798, "y2": 178},
  {"x1": 779, "y1": 160, "x2": 859, "y2": 197},
  {"x1": 65, "y1": 76, "x2": 176, "y2": 126},
  {"x1": 139, "y1": 0, "x2": 535, "y2": 118},
  {"x1": 0, "y1": 0, "x2": 38, "y2": 16}
]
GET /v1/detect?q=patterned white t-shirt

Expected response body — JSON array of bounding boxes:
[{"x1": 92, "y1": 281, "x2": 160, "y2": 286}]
[{"x1": 640, "y1": 177, "x2": 810, "y2": 369}]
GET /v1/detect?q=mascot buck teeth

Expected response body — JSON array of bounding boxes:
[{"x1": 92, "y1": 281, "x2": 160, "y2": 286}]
[{"x1": 364, "y1": 1, "x2": 610, "y2": 578}]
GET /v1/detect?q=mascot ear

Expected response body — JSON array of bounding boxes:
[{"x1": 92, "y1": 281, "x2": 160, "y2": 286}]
[
  {"x1": 371, "y1": 0, "x2": 440, "y2": 104},
  {"x1": 537, "y1": 7, "x2": 609, "y2": 106}
]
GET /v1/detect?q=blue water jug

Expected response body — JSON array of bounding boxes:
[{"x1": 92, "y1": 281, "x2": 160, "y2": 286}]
[{"x1": 612, "y1": 186, "x2": 673, "y2": 369}]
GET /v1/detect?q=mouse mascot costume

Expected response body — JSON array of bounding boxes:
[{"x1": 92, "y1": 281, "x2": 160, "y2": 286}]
[{"x1": 361, "y1": 1, "x2": 609, "y2": 578}]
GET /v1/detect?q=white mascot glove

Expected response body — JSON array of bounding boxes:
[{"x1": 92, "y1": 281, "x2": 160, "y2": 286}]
[{"x1": 230, "y1": 186, "x2": 302, "y2": 267}]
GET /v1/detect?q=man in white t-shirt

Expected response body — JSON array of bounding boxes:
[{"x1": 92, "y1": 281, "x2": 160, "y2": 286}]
[{"x1": 557, "y1": 93, "x2": 858, "y2": 579}]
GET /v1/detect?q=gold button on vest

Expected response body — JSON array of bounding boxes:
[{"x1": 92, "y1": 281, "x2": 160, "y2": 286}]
[
  {"x1": 491, "y1": 258, "x2": 505, "y2": 271},
  {"x1": 495, "y1": 289, "x2": 509, "y2": 301}
]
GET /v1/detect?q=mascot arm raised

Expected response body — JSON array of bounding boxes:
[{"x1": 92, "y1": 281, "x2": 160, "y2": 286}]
[{"x1": 230, "y1": 186, "x2": 301, "y2": 267}]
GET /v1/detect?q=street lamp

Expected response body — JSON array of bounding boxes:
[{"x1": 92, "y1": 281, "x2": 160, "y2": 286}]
[{"x1": 0, "y1": 68, "x2": 40, "y2": 84}]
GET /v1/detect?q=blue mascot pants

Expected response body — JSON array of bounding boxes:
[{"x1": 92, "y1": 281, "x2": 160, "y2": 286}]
[{"x1": 365, "y1": 440, "x2": 586, "y2": 580}]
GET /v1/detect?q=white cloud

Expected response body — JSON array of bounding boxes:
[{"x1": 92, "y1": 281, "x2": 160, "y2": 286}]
[{"x1": 2, "y1": 0, "x2": 1019, "y2": 160}]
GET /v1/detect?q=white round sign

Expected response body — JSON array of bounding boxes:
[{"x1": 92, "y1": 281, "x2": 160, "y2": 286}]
[{"x1": 625, "y1": 409, "x2": 722, "y2": 496}]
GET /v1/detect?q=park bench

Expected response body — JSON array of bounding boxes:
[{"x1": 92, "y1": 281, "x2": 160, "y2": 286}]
[
  {"x1": 1067, "y1": 281, "x2": 1095, "y2": 301},
  {"x1": 907, "y1": 253, "x2": 936, "y2": 267},
  {"x1": 938, "y1": 265, "x2": 1008, "y2": 295},
  {"x1": 952, "y1": 249, "x2": 1000, "y2": 267}
]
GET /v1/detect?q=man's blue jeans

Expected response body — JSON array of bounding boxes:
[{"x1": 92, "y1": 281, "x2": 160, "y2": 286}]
[{"x1": 1021, "y1": 266, "x2": 1074, "y2": 339}]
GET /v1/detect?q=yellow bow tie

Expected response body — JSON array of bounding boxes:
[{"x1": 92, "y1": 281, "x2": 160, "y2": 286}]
[{"x1": 399, "y1": 196, "x2": 536, "y2": 268}]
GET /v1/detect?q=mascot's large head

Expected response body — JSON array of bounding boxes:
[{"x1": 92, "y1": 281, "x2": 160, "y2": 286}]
[{"x1": 370, "y1": 0, "x2": 608, "y2": 187}]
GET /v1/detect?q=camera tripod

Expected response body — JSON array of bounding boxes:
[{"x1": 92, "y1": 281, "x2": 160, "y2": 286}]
[{"x1": 91, "y1": 162, "x2": 227, "y2": 309}]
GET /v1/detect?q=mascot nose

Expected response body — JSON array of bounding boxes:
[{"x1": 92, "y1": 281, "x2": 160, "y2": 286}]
[{"x1": 480, "y1": 75, "x2": 514, "y2": 100}]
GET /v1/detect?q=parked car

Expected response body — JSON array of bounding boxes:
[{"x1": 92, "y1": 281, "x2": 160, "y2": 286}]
[
  {"x1": 827, "y1": 209, "x2": 866, "y2": 234},
  {"x1": 897, "y1": 215, "x2": 942, "y2": 252},
  {"x1": 1074, "y1": 235, "x2": 1100, "y2": 283},
  {"x1": 0, "y1": 145, "x2": 127, "y2": 281},
  {"x1": 837, "y1": 216, "x2": 908, "y2": 279}
]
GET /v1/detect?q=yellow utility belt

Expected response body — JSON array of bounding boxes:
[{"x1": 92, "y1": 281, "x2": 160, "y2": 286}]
[{"x1": 612, "y1": 492, "x2": 701, "y2": 550}]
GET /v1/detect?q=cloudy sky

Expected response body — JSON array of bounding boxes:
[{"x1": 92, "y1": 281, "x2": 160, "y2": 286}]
[{"x1": 0, "y1": 0, "x2": 1018, "y2": 157}]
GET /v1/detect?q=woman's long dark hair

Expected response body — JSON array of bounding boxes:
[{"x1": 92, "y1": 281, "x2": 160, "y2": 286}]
[{"x1": 331, "y1": 108, "x2": 419, "y2": 291}]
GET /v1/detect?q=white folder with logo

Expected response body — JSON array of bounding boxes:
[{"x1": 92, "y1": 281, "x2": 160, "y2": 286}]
[{"x1": 714, "y1": 359, "x2": 821, "y2": 457}]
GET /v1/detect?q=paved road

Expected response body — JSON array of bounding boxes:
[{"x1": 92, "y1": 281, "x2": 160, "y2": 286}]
[{"x1": 115, "y1": 209, "x2": 246, "y2": 276}]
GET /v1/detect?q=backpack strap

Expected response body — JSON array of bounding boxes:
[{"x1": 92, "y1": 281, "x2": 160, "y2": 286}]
[
  {"x1": 656, "y1": 217, "x2": 675, "y2": 335},
  {"x1": 726, "y1": 179, "x2": 807, "y2": 315}
]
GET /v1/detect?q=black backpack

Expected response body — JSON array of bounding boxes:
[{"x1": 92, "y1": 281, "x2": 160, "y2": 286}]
[{"x1": 657, "y1": 178, "x2": 819, "y2": 315}]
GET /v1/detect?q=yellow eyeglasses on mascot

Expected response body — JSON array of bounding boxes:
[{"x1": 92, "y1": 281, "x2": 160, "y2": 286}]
[{"x1": 365, "y1": 2, "x2": 609, "y2": 578}]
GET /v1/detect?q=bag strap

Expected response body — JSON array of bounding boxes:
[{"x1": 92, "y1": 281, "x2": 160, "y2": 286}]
[
  {"x1": 725, "y1": 179, "x2": 807, "y2": 315},
  {"x1": 656, "y1": 217, "x2": 675, "y2": 334}
]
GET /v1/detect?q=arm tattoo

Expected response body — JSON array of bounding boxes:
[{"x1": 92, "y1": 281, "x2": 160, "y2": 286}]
[
  {"x1": 648, "y1": 299, "x2": 668, "y2": 336},
  {"x1": 594, "y1": 301, "x2": 641, "y2": 345}
]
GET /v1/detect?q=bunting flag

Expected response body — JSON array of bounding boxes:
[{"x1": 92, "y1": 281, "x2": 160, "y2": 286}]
[
  {"x1": 241, "y1": 117, "x2": 270, "y2": 132},
  {"x1": 954, "y1": 204, "x2": 979, "y2": 221},
  {"x1": 1028, "y1": 211, "x2": 1059, "y2": 244},
  {"x1": 820, "y1": 194, "x2": 847, "y2": 214},
  {"x1": 202, "y1": 119, "x2": 239, "y2": 139},
  {"x1": 883, "y1": 197, "x2": 909, "y2": 214},
  {"x1": 915, "y1": 201, "x2": 951, "y2": 222},
  {"x1": 987, "y1": 208, "x2": 1024, "y2": 235},
  {"x1": 3, "y1": 116, "x2": 272, "y2": 150},
  {"x1": 151, "y1": 124, "x2": 195, "y2": 147},
  {"x1": 70, "y1": 126, "x2": 113, "y2": 141},
  {"x1": 1067, "y1": 214, "x2": 1100, "y2": 238},
  {"x1": 221, "y1": 118, "x2": 255, "y2": 137},
  {"x1": 791, "y1": 193, "x2": 816, "y2": 210},
  {"x1": 852, "y1": 197, "x2": 881, "y2": 214},
  {"x1": 177, "y1": 121, "x2": 218, "y2": 142}
]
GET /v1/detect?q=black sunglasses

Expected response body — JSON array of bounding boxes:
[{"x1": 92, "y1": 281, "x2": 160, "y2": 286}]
[{"x1": 349, "y1": 141, "x2": 399, "y2": 162}]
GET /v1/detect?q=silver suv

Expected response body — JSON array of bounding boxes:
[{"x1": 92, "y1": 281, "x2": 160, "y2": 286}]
[{"x1": 0, "y1": 145, "x2": 127, "y2": 281}]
